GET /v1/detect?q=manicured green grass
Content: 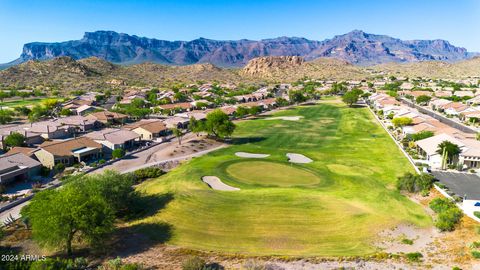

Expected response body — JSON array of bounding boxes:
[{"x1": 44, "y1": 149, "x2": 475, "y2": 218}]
[
  {"x1": 225, "y1": 160, "x2": 321, "y2": 187},
  {"x1": 0, "y1": 98, "x2": 46, "y2": 108},
  {"x1": 135, "y1": 99, "x2": 432, "y2": 256}
]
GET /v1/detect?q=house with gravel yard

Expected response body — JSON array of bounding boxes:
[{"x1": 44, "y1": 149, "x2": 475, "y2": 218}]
[
  {"x1": 84, "y1": 128, "x2": 140, "y2": 151},
  {"x1": 34, "y1": 137, "x2": 103, "y2": 169},
  {"x1": 86, "y1": 111, "x2": 128, "y2": 126},
  {"x1": 124, "y1": 119, "x2": 169, "y2": 141},
  {"x1": 416, "y1": 133, "x2": 480, "y2": 169},
  {"x1": 0, "y1": 153, "x2": 42, "y2": 185}
]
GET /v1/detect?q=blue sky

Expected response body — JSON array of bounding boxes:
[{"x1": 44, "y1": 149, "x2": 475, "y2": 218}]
[{"x1": 0, "y1": 0, "x2": 479, "y2": 62}]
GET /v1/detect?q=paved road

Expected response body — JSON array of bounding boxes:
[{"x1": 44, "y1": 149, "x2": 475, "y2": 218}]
[
  {"x1": 432, "y1": 171, "x2": 480, "y2": 200},
  {"x1": 400, "y1": 98, "x2": 478, "y2": 134}
]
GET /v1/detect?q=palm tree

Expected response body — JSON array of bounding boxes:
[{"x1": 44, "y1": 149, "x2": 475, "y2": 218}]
[{"x1": 436, "y1": 141, "x2": 461, "y2": 169}]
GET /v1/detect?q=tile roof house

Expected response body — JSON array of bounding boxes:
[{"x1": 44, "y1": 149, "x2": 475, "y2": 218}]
[
  {"x1": 85, "y1": 128, "x2": 140, "y2": 150},
  {"x1": 0, "y1": 153, "x2": 42, "y2": 184},
  {"x1": 0, "y1": 125, "x2": 44, "y2": 149},
  {"x1": 6, "y1": 147, "x2": 38, "y2": 158},
  {"x1": 416, "y1": 133, "x2": 465, "y2": 169},
  {"x1": 52, "y1": 115, "x2": 100, "y2": 132},
  {"x1": 124, "y1": 119, "x2": 168, "y2": 140},
  {"x1": 34, "y1": 137, "x2": 103, "y2": 169},
  {"x1": 27, "y1": 121, "x2": 72, "y2": 140},
  {"x1": 86, "y1": 111, "x2": 128, "y2": 125}
]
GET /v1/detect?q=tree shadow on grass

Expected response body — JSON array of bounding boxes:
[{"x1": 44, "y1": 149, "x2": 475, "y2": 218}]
[
  {"x1": 109, "y1": 222, "x2": 173, "y2": 258},
  {"x1": 125, "y1": 192, "x2": 174, "y2": 221},
  {"x1": 106, "y1": 193, "x2": 175, "y2": 258},
  {"x1": 227, "y1": 137, "x2": 266, "y2": 145}
]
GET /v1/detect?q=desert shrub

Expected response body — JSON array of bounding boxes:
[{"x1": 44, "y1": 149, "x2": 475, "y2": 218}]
[
  {"x1": 472, "y1": 251, "x2": 480, "y2": 259},
  {"x1": 401, "y1": 238, "x2": 414, "y2": 245},
  {"x1": 100, "y1": 257, "x2": 144, "y2": 270},
  {"x1": 397, "y1": 173, "x2": 434, "y2": 193},
  {"x1": 405, "y1": 252, "x2": 423, "y2": 262},
  {"x1": 452, "y1": 266, "x2": 462, "y2": 270},
  {"x1": 131, "y1": 167, "x2": 164, "y2": 183},
  {"x1": 99, "y1": 159, "x2": 106, "y2": 165},
  {"x1": 430, "y1": 198, "x2": 454, "y2": 213},
  {"x1": 470, "y1": 241, "x2": 480, "y2": 248},
  {"x1": 29, "y1": 257, "x2": 88, "y2": 270},
  {"x1": 474, "y1": 211, "x2": 480, "y2": 219},
  {"x1": 182, "y1": 256, "x2": 206, "y2": 270},
  {"x1": 429, "y1": 198, "x2": 463, "y2": 231}
]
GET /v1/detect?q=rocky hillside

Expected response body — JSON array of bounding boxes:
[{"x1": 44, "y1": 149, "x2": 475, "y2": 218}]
[
  {"x1": 371, "y1": 56, "x2": 480, "y2": 78},
  {"x1": 0, "y1": 56, "x2": 243, "y2": 90},
  {"x1": 2, "y1": 30, "x2": 473, "y2": 68},
  {"x1": 241, "y1": 56, "x2": 368, "y2": 81}
]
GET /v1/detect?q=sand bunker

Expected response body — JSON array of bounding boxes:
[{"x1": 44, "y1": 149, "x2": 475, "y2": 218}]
[
  {"x1": 202, "y1": 176, "x2": 240, "y2": 191},
  {"x1": 286, "y1": 153, "x2": 313, "y2": 163},
  {"x1": 267, "y1": 116, "x2": 303, "y2": 121},
  {"x1": 235, "y1": 152, "x2": 270, "y2": 158}
]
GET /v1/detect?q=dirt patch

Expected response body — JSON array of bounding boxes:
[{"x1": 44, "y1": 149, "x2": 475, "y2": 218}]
[
  {"x1": 201, "y1": 176, "x2": 240, "y2": 191},
  {"x1": 235, "y1": 152, "x2": 270, "y2": 158},
  {"x1": 286, "y1": 153, "x2": 313, "y2": 163},
  {"x1": 376, "y1": 223, "x2": 438, "y2": 253}
]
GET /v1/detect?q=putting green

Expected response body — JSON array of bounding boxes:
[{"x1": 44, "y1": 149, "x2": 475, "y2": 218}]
[{"x1": 225, "y1": 160, "x2": 321, "y2": 187}]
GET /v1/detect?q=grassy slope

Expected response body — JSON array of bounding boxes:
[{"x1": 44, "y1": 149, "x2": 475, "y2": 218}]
[
  {"x1": 135, "y1": 99, "x2": 431, "y2": 256},
  {"x1": 0, "y1": 98, "x2": 46, "y2": 108}
]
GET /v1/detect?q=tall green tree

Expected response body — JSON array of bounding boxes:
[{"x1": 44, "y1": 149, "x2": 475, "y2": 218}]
[
  {"x1": 189, "y1": 117, "x2": 204, "y2": 136},
  {"x1": 204, "y1": 109, "x2": 236, "y2": 139},
  {"x1": 415, "y1": 95, "x2": 432, "y2": 105},
  {"x1": 22, "y1": 185, "x2": 114, "y2": 255},
  {"x1": 172, "y1": 128, "x2": 183, "y2": 145},
  {"x1": 342, "y1": 91, "x2": 360, "y2": 107},
  {"x1": 21, "y1": 171, "x2": 135, "y2": 256}
]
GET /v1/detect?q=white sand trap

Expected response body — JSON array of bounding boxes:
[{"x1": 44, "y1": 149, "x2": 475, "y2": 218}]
[
  {"x1": 286, "y1": 153, "x2": 313, "y2": 163},
  {"x1": 267, "y1": 116, "x2": 303, "y2": 121},
  {"x1": 202, "y1": 176, "x2": 240, "y2": 191},
  {"x1": 235, "y1": 152, "x2": 270, "y2": 158}
]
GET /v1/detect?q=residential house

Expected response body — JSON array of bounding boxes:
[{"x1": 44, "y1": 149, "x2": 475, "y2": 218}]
[
  {"x1": 124, "y1": 119, "x2": 169, "y2": 141},
  {"x1": 6, "y1": 147, "x2": 38, "y2": 158},
  {"x1": 52, "y1": 115, "x2": 100, "y2": 133},
  {"x1": 85, "y1": 128, "x2": 140, "y2": 151},
  {"x1": 416, "y1": 133, "x2": 465, "y2": 169},
  {"x1": 0, "y1": 153, "x2": 42, "y2": 184},
  {"x1": 430, "y1": 99, "x2": 452, "y2": 111},
  {"x1": 34, "y1": 137, "x2": 103, "y2": 169},
  {"x1": 441, "y1": 102, "x2": 469, "y2": 116},
  {"x1": 27, "y1": 121, "x2": 72, "y2": 139},
  {"x1": 164, "y1": 117, "x2": 189, "y2": 129},
  {"x1": 0, "y1": 124, "x2": 44, "y2": 149},
  {"x1": 158, "y1": 103, "x2": 193, "y2": 113},
  {"x1": 75, "y1": 104, "x2": 97, "y2": 116},
  {"x1": 86, "y1": 111, "x2": 128, "y2": 125}
]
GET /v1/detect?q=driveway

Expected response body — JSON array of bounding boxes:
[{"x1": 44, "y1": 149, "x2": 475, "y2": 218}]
[{"x1": 432, "y1": 171, "x2": 480, "y2": 200}]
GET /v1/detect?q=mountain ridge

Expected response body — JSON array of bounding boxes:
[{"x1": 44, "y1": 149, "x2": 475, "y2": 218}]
[{"x1": 0, "y1": 30, "x2": 475, "y2": 69}]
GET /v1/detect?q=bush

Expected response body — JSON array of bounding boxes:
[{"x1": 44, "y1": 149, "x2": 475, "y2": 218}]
[
  {"x1": 99, "y1": 159, "x2": 106, "y2": 165},
  {"x1": 397, "y1": 173, "x2": 434, "y2": 193},
  {"x1": 131, "y1": 167, "x2": 164, "y2": 183},
  {"x1": 401, "y1": 238, "x2": 414, "y2": 245},
  {"x1": 430, "y1": 198, "x2": 454, "y2": 213},
  {"x1": 100, "y1": 257, "x2": 144, "y2": 270},
  {"x1": 430, "y1": 198, "x2": 463, "y2": 231},
  {"x1": 472, "y1": 251, "x2": 480, "y2": 259},
  {"x1": 405, "y1": 252, "x2": 423, "y2": 262},
  {"x1": 182, "y1": 256, "x2": 206, "y2": 270},
  {"x1": 112, "y1": 148, "x2": 126, "y2": 159},
  {"x1": 54, "y1": 163, "x2": 65, "y2": 173}
]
